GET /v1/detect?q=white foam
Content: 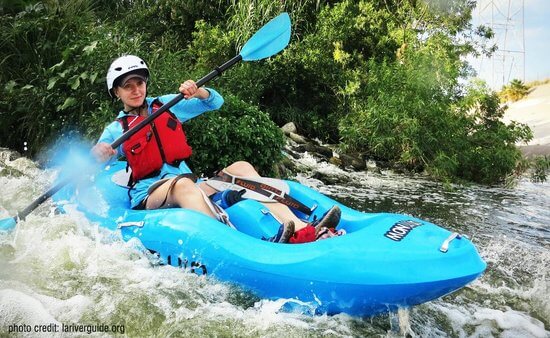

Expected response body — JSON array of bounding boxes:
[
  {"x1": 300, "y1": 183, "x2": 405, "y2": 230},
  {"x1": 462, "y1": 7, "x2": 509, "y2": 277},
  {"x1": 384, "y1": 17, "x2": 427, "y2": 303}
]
[
  {"x1": 474, "y1": 308, "x2": 547, "y2": 337},
  {"x1": 0, "y1": 289, "x2": 61, "y2": 337},
  {"x1": 35, "y1": 293, "x2": 93, "y2": 323}
]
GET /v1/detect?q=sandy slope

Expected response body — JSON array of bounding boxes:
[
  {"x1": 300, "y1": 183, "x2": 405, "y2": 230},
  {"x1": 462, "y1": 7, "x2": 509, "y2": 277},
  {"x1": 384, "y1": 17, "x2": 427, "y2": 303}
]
[{"x1": 502, "y1": 83, "x2": 550, "y2": 156}]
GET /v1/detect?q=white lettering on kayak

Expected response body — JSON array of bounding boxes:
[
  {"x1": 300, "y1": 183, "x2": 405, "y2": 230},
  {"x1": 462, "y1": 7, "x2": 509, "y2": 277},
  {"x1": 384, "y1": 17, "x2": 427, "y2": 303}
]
[{"x1": 384, "y1": 220, "x2": 423, "y2": 241}]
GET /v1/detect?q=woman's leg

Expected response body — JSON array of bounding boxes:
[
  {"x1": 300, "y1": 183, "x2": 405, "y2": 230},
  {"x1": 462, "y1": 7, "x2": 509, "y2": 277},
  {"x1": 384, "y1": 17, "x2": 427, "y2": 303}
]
[
  {"x1": 145, "y1": 177, "x2": 216, "y2": 218},
  {"x1": 222, "y1": 161, "x2": 309, "y2": 231}
]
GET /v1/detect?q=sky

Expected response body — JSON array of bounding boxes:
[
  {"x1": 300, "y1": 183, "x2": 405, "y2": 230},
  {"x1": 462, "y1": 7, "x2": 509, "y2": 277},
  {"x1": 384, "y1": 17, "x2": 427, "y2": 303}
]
[{"x1": 470, "y1": 0, "x2": 550, "y2": 89}]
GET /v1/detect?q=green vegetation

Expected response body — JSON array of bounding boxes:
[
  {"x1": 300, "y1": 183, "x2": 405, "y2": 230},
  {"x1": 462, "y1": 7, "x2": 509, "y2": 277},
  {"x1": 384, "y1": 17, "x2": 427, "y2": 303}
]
[
  {"x1": 499, "y1": 79, "x2": 529, "y2": 102},
  {"x1": 530, "y1": 156, "x2": 550, "y2": 183},
  {"x1": 0, "y1": 0, "x2": 536, "y2": 183},
  {"x1": 186, "y1": 94, "x2": 284, "y2": 177}
]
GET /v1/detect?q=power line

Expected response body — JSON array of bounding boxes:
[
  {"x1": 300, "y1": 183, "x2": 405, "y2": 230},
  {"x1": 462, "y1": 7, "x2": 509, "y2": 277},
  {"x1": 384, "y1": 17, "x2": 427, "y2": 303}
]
[{"x1": 474, "y1": 0, "x2": 525, "y2": 89}]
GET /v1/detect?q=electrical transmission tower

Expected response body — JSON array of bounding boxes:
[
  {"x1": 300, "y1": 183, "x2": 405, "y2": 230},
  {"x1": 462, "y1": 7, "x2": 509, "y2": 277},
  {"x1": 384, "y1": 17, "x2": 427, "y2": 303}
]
[{"x1": 474, "y1": 0, "x2": 525, "y2": 89}]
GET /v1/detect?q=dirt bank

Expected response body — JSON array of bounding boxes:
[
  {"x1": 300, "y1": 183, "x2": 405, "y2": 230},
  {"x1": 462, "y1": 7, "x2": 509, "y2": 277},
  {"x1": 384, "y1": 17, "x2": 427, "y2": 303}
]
[{"x1": 502, "y1": 82, "x2": 550, "y2": 156}]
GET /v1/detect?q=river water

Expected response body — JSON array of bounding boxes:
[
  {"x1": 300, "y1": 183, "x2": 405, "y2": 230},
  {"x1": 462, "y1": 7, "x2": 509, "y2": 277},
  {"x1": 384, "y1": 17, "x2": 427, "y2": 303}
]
[{"x1": 1, "y1": 149, "x2": 548, "y2": 337}]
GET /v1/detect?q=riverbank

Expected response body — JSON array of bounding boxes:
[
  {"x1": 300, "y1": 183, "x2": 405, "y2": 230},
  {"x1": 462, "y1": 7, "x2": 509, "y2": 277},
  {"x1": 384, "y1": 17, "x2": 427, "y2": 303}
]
[{"x1": 503, "y1": 82, "x2": 550, "y2": 157}]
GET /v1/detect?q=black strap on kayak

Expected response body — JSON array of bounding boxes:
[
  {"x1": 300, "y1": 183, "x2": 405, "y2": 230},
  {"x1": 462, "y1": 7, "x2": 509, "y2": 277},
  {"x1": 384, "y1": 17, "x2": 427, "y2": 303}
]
[{"x1": 213, "y1": 171, "x2": 314, "y2": 216}]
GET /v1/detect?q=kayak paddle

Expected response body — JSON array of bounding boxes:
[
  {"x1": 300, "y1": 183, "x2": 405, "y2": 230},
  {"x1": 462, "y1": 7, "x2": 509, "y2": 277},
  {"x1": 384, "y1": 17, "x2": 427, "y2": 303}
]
[{"x1": 0, "y1": 12, "x2": 291, "y2": 232}]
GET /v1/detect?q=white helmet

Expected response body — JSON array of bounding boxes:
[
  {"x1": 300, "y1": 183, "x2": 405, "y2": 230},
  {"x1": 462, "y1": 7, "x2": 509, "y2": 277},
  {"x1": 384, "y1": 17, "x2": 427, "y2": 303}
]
[{"x1": 106, "y1": 55, "x2": 149, "y2": 97}]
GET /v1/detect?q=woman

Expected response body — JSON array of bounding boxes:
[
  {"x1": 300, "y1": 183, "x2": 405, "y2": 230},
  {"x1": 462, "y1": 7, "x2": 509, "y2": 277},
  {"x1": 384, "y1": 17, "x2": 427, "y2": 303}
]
[{"x1": 92, "y1": 55, "x2": 340, "y2": 243}]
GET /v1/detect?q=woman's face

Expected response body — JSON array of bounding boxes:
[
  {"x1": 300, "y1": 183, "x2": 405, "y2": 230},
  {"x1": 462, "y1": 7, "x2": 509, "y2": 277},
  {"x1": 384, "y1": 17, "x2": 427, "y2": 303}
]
[{"x1": 114, "y1": 77, "x2": 147, "y2": 110}]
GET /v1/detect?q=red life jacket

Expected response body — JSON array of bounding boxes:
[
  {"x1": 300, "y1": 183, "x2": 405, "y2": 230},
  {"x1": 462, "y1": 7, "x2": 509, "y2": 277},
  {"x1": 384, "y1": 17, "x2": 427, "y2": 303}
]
[{"x1": 118, "y1": 100, "x2": 193, "y2": 181}]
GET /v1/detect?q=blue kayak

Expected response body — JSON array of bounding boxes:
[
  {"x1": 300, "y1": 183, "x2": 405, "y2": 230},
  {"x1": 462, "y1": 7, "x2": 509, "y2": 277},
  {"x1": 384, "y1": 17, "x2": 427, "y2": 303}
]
[{"x1": 54, "y1": 161, "x2": 486, "y2": 316}]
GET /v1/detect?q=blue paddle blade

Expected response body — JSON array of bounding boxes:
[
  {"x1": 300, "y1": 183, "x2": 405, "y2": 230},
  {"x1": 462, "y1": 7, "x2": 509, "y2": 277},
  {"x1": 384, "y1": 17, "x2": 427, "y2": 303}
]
[
  {"x1": 240, "y1": 12, "x2": 291, "y2": 61},
  {"x1": 0, "y1": 217, "x2": 17, "y2": 232}
]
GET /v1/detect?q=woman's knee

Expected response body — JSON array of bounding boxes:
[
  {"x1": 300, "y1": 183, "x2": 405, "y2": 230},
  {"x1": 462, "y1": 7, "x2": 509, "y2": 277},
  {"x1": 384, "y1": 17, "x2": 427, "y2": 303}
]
[
  {"x1": 173, "y1": 177, "x2": 201, "y2": 197},
  {"x1": 225, "y1": 161, "x2": 258, "y2": 176}
]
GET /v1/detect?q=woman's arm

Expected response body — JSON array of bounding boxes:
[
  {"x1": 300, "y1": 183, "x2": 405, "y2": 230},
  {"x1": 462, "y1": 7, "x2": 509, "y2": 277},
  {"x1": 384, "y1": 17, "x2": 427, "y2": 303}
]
[{"x1": 157, "y1": 81, "x2": 224, "y2": 122}]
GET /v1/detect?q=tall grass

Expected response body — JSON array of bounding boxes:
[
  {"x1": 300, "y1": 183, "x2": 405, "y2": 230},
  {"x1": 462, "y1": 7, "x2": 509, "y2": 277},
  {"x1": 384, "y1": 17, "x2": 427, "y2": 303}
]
[{"x1": 526, "y1": 78, "x2": 550, "y2": 88}]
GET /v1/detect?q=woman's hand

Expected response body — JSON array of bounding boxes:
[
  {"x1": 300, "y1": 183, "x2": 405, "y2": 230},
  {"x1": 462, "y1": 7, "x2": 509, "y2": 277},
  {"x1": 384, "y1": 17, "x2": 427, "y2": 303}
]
[
  {"x1": 91, "y1": 142, "x2": 117, "y2": 163},
  {"x1": 179, "y1": 80, "x2": 209, "y2": 99}
]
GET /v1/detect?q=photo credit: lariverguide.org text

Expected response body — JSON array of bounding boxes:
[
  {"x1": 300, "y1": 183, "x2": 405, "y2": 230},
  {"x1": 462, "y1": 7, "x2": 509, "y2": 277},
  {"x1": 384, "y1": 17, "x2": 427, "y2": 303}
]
[{"x1": 7, "y1": 322, "x2": 126, "y2": 335}]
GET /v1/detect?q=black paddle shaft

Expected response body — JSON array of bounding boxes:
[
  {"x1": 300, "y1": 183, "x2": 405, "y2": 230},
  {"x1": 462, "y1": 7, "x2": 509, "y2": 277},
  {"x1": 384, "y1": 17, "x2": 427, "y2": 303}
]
[
  {"x1": 16, "y1": 54, "x2": 243, "y2": 222},
  {"x1": 16, "y1": 176, "x2": 73, "y2": 221}
]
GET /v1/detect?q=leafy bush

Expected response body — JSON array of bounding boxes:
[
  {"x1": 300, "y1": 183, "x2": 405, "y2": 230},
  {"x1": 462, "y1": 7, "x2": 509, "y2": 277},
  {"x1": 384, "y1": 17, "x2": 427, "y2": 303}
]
[
  {"x1": 499, "y1": 79, "x2": 529, "y2": 102},
  {"x1": 339, "y1": 47, "x2": 460, "y2": 173},
  {"x1": 104, "y1": 0, "x2": 226, "y2": 53},
  {"x1": 0, "y1": 1, "x2": 103, "y2": 154},
  {"x1": 185, "y1": 94, "x2": 284, "y2": 177},
  {"x1": 339, "y1": 48, "x2": 532, "y2": 184},
  {"x1": 454, "y1": 81, "x2": 532, "y2": 184},
  {"x1": 530, "y1": 156, "x2": 550, "y2": 183}
]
